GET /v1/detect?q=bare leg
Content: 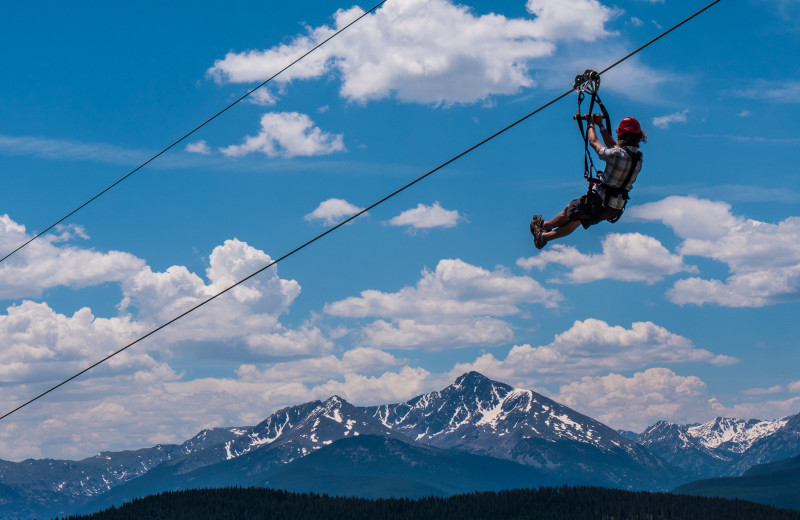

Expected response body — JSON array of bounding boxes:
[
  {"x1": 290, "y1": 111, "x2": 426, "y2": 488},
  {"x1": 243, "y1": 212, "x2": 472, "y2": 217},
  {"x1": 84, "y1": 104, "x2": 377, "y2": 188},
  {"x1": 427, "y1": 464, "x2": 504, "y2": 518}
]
[
  {"x1": 543, "y1": 207, "x2": 570, "y2": 231},
  {"x1": 542, "y1": 220, "x2": 580, "y2": 242},
  {"x1": 542, "y1": 206, "x2": 581, "y2": 243}
]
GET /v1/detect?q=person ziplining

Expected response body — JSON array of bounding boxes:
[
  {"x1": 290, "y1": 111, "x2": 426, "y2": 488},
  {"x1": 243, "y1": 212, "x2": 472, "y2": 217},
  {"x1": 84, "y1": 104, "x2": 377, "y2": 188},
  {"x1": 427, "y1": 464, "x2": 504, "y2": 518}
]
[{"x1": 529, "y1": 70, "x2": 647, "y2": 250}]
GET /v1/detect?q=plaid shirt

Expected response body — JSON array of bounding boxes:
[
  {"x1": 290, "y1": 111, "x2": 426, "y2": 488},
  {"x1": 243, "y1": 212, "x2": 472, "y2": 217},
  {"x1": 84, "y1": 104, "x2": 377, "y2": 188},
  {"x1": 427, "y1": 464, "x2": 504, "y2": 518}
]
[{"x1": 595, "y1": 145, "x2": 642, "y2": 199}]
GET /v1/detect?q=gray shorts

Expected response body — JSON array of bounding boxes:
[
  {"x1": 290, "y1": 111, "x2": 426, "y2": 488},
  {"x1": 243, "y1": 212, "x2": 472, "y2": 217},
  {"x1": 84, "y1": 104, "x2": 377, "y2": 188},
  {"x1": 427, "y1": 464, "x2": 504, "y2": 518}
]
[{"x1": 567, "y1": 192, "x2": 622, "y2": 229}]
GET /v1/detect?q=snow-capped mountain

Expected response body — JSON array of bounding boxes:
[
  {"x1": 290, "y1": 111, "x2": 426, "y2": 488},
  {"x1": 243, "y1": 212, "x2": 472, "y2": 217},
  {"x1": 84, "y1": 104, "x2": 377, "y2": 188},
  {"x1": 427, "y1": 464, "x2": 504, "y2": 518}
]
[
  {"x1": 637, "y1": 414, "x2": 798, "y2": 478},
  {"x1": 141, "y1": 396, "x2": 404, "y2": 480},
  {"x1": 363, "y1": 372, "x2": 682, "y2": 488},
  {"x1": 222, "y1": 395, "x2": 403, "y2": 463},
  {"x1": 367, "y1": 372, "x2": 634, "y2": 452}
]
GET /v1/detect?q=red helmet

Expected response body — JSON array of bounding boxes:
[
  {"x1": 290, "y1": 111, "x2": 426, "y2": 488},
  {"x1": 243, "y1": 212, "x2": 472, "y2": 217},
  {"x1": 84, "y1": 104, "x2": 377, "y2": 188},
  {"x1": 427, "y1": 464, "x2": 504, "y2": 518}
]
[{"x1": 617, "y1": 117, "x2": 642, "y2": 136}]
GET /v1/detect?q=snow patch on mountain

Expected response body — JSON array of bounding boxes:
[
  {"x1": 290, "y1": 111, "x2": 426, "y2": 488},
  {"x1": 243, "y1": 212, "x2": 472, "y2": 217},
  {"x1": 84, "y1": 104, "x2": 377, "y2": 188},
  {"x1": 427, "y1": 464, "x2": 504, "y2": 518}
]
[{"x1": 687, "y1": 417, "x2": 788, "y2": 453}]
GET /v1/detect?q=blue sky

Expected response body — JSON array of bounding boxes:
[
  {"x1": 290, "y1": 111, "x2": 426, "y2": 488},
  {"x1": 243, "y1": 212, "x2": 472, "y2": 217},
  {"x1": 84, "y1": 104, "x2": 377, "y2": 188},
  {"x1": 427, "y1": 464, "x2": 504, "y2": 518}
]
[{"x1": 0, "y1": 0, "x2": 799, "y2": 460}]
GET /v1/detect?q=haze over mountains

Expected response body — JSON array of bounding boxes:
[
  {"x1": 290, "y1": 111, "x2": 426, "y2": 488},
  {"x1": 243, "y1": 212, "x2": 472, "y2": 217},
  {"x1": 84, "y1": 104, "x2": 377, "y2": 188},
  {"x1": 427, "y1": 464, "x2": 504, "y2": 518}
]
[{"x1": 0, "y1": 372, "x2": 797, "y2": 519}]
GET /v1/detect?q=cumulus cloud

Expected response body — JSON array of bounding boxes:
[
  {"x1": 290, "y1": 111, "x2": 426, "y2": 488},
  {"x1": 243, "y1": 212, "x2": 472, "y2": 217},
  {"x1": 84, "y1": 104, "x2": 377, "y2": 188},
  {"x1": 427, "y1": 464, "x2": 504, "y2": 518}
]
[
  {"x1": 652, "y1": 109, "x2": 689, "y2": 129},
  {"x1": 309, "y1": 366, "x2": 443, "y2": 404},
  {"x1": 325, "y1": 258, "x2": 561, "y2": 350},
  {"x1": 0, "y1": 216, "x2": 145, "y2": 299},
  {"x1": 186, "y1": 140, "x2": 212, "y2": 155},
  {"x1": 450, "y1": 319, "x2": 735, "y2": 385},
  {"x1": 517, "y1": 232, "x2": 694, "y2": 284},
  {"x1": 220, "y1": 112, "x2": 345, "y2": 158},
  {"x1": 386, "y1": 202, "x2": 466, "y2": 231},
  {"x1": 207, "y1": 0, "x2": 613, "y2": 106},
  {"x1": 0, "y1": 301, "x2": 150, "y2": 384},
  {"x1": 667, "y1": 266, "x2": 800, "y2": 308},
  {"x1": 555, "y1": 368, "x2": 707, "y2": 431},
  {"x1": 2, "y1": 236, "x2": 329, "y2": 388},
  {"x1": 628, "y1": 196, "x2": 744, "y2": 240},
  {"x1": 118, "y1": 239, "x2": 332, "y2": 356},
  {"x1": 246, "y1": 88, "x2": 279, "y2": 107},
  {"x1": 237, "y1": 347, "x2": 402, "y2": 384},
  {"x1": 327, "y1": 258, "x2": 561, "y2": 318},
  {"x1": 632, "y1": 197, "x2": 800, "y2": 307},
  {"x1": 304, "y1": 198, "x2": 365, "y2": 226},
  {"x1": 360, "y1": 317, "x2": 514, "y2": 350}
]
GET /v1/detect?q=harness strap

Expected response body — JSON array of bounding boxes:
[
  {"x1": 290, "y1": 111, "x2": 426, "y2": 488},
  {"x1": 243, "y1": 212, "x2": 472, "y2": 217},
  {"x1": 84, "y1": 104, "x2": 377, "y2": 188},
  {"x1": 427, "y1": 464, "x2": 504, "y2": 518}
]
[{"x1": 572, "y1": 70, "x2": 611, "y2": 188}]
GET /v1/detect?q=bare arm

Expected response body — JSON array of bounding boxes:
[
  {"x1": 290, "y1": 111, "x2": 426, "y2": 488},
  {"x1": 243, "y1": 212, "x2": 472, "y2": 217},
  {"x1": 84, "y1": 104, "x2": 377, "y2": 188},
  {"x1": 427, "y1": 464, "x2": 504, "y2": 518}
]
[
  {"x1": 588, "y1": 124, "x2": 617, "y2": 152},
  {"x1": 587, "y1": 114, "x2": 616, "y2": 152}
]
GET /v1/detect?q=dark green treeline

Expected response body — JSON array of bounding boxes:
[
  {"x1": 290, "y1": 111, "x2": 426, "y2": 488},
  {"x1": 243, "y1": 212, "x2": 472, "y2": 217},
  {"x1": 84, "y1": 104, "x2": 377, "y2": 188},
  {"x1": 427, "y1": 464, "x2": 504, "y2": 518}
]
[{"x1": 61, "y1": 486, "x2": 800, "y2": 520}]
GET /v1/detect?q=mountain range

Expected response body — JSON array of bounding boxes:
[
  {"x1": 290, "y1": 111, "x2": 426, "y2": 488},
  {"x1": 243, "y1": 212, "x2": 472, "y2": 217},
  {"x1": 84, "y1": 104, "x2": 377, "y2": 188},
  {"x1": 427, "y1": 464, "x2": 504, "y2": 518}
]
[
  {"x1": 636, "y1": 414, "x2": 800, "y2": 479},
  {"x1": 0, "y1": 371, "x2": 798, "y2": 519}
]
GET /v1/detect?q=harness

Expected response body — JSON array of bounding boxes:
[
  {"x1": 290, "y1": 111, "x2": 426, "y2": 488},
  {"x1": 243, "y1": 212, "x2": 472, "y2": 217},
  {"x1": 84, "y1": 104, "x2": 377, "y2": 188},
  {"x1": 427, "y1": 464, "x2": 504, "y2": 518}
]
[
  {"x1": 572, "y1": 69, "x2": 640, "y2": 224},
  {"x1": 600, "y1": 148, "x2": 641, "y2": 223}
]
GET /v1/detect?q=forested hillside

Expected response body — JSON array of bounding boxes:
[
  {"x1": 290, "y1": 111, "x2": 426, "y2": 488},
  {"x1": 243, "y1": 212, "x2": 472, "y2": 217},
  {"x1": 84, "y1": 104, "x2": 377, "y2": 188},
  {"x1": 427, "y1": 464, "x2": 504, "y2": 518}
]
[{"x1": 62, "y1": 486, "x2": 800, "y2": 520}]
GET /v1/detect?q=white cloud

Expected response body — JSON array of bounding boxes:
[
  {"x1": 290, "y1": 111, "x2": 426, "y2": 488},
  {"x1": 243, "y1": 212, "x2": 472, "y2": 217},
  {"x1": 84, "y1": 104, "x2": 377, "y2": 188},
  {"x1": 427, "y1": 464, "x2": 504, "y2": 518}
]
[
  {"x1": 667, "y1": 266, "x2": 800, "y2": 308},
  {"x1": 679, "y1": 218, "x2": 800, "y2": 275},
  {"x1": 325, "y1": 258, "x2": 561, "y2": 350},
  {"x1": 789, "y1": 381, "x2": 800, "y2": 393},
  {"x1": 652, "y1": 109, "x2": 689, "y2": 129},
  {"x1": 631, "y1": 197, "x2": 800, "y2": 307},
  {"x1": 524, "y1": 0, "x2": 614, "y2": 40},
  {"x1": 237, "y1": 347, "x2": 402, "y2": 384},
  {"x1": 0, "y1": 236, "x2": 328, "y2": 389},
  {"x1": 0, "y1": 301, "x2": 151, "y2": 384},
  {"x1": 450, "y1": 319, "x2": 736, "y2": 385},
  {"x1": 628, "y1": 196, "x2": 743, "y2": 240},
  {"x1": 386, "y1": 202, "x2": 466, "y2": 231},
  {"x1": 186, "y1": 140, "x2": 212, "y2": 155},
  {"x1": 0, "y1": 215, "x2": 145, "y2": 299},
  {"x1": 517, "y1": 232, "x2": 694, "y2": 284},
  {"x1": 743, "y1": 385, "x2": 784, "y2": 396},
  {"x1": 117, "y1": 239, "x2": 333, "y2": 356},
  {"x1": 360, "y1": 317, "x2": 514, "y2": 350},
  {"x1": 309, "y1": 366, "x2": 443, "y2": 405},
  {"x1": 207, "y1": 0, "x2": 613, "y2": 106},
  {"x1": 327, "y1": 258, "x2": 561, "y2": 318},
  {"x1": 246, "y1": 88, "x2": 279, "y2": 106},
  {"x1": 304, "y1": 198, "x2": 365, "y2": 226},
  {"x1": 708, "y1": 395, "x2": 800, "y2": 422},
  {"x1": 220, "y1": 112, "x2": 345, "y2": 158},
  {"x1": 555, "y1": 368, "x2": 707, "y2": 431}
]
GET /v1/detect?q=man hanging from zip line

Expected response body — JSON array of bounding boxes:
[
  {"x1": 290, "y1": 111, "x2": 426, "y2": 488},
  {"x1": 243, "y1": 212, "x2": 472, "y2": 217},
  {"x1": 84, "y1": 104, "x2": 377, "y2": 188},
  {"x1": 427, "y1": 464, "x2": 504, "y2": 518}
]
[{"x1": 529, "y1": 114, "x2": 646, "y2": 249}]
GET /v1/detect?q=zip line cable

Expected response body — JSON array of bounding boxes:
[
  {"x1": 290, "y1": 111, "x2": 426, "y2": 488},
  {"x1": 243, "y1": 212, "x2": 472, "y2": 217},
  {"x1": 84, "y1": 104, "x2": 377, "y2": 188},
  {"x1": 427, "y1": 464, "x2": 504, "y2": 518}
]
[
  {"x1": 0, "y1": 0, "x2": 723, "y2": 423},
  {"x1": 0, "y1": 0, "x2": 386, "y2": 266}
]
